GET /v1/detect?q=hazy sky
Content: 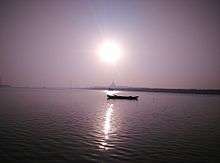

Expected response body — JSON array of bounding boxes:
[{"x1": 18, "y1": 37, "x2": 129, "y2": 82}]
[{"x1": 0, "y1": 0, "x2": 220, "y2": 89}]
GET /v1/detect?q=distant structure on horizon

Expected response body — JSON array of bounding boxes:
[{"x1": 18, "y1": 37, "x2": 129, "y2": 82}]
[{"x1": 109, "y1": 81, "x2": 117, "y2": 90}]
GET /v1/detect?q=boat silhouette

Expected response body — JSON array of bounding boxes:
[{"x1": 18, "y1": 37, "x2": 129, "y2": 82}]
[{"x1": 107, "y1": 94, "x2": 139, "y2": 100}]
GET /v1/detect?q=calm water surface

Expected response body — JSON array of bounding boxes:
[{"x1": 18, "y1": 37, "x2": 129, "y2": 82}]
[{"x1": 0, "y1": 88, "x2": 220, "y2": 162}]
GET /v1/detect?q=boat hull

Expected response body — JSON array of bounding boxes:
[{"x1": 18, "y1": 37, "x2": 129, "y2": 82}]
[{"x1": 107, "y1": 95, "x2": 139, "y2": 100}]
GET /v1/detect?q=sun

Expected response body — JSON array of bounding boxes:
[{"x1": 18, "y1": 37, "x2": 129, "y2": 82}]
[{"x1": 98, "y1": 40, "x2": 122, "y2": 64}]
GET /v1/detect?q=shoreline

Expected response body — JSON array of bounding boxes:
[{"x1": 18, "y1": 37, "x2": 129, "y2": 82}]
[{"x1": 2, "y1": 86, "x2": 220, "y2": 95}]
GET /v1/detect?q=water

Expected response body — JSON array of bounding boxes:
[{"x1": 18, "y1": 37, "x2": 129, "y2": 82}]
[{"x1": 0, "y1": 88, "x2": 220, "y2": 162}]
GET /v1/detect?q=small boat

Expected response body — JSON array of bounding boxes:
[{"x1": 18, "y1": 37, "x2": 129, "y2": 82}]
[{"x1": 107, "y1": 94, "x2": 139, "y2": 100}]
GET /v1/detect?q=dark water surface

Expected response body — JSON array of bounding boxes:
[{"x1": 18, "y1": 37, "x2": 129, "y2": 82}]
[{"x1": 0, "y1": 88, "x2": 220, "y2": 162}]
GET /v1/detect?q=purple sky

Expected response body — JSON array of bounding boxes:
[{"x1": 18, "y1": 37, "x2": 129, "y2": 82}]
[{"x1": 0, "y1": 0, "x2": 220, "y2": 89}]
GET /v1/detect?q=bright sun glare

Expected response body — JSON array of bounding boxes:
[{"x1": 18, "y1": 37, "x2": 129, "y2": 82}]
[{"x1": 98, "y1": 40, "x2": 122, "y2": 64}]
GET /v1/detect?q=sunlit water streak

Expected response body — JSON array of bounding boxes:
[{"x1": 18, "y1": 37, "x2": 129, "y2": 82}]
[
  {"x1": 104, "y1": 90, "x2": 120, "y2": 95},
  {"x1": 99, "y1": 103, "x2": 114, "y2": 150},
  {"x1": 104, "y1": 104, "x2": 113, "y2": 139}
]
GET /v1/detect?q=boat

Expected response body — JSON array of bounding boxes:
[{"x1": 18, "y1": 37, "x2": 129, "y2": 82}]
[{"x1": 107, "y1": 94, "x2": 139, "y2": 100}]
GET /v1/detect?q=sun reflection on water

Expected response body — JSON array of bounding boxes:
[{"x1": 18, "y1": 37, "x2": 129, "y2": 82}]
[
  {"x1": 104, "y1": 90, "x2": 120, "y2": 95},
  {"x1": 99, "y1": 103, "x2": 114, "y2": 150},
  {"x1": 104, "y1": 104, "x2": 113, "y2": 139}
]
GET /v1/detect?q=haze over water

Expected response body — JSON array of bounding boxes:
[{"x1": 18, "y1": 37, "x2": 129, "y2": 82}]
[{"x1": 0, "y1": 88, "x2": 219, "y2": 162}]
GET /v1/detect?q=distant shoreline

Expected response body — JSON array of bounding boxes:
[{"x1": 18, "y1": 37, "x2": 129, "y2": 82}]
[
  {"x1": 86, "y1": 87, "x2": 220, "y2": 95},
  {"x1": 1, "y1": 86, "x2": 220, "y2": 95}
]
